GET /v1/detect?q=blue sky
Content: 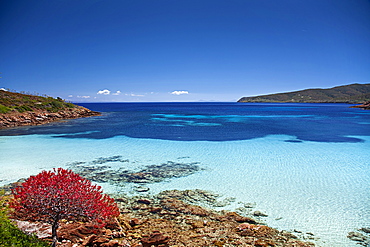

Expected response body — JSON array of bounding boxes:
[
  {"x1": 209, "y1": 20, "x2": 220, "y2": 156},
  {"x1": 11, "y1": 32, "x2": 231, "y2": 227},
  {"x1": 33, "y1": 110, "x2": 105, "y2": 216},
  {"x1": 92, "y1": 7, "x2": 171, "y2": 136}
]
[{"x1": 1, "y1": 0, "x2": 369, "y2": 102}]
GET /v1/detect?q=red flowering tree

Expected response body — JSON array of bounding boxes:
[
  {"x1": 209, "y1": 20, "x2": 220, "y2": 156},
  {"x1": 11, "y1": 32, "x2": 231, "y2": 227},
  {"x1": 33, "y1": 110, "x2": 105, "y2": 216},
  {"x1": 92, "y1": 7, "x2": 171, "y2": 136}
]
[{"x1": 11, "y1": 168, "x2": 120, "y2": 247}]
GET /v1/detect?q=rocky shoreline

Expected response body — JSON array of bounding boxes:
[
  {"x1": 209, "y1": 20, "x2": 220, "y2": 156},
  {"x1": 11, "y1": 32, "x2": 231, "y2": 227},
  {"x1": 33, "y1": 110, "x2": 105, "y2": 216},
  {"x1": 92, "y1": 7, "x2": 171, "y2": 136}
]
[
  {"x1": 3, "y1": 180, "x2": 370, "y2": 246},
  {"x1": 350, "y1": 101, "x2": 370, "y2": 110},
  {"x1": 2, "y1": 162, "x2": 369, "y2": 246},
  {"x1": 0, "y1": 106, "x2": 100, "y2": 129},
  {"x1": 1, "y1": 184, "x2": 315, "y2": 247}
]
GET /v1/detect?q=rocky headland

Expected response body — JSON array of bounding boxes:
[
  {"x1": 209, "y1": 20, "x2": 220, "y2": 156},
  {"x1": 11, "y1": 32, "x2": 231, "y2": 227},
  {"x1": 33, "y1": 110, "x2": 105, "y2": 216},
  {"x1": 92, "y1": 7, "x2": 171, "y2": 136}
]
[
  {"x1": 238, "y1": 83, "x2": 370, "y2": 103},
  {"x1": 0, "y1": 89, "x2": 100, "y2": 129},
  {"x1": 0, "y1": 107, "x2": 100, "y2": 129}
]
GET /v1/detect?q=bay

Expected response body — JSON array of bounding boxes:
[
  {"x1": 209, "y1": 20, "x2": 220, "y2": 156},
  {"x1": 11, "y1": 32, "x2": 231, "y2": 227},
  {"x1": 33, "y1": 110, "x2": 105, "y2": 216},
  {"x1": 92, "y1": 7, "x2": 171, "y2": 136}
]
[{"x1": 1, "y1": 102, "x2": 369, "y2": 246}]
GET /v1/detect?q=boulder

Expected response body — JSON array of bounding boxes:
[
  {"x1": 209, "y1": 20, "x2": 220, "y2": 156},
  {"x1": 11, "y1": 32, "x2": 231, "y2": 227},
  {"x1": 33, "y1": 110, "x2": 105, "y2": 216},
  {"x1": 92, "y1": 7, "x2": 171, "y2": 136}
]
[
  {"x1": 141, "y1": 231, "x2": 170, "y2": 247},
  {"x1": 253, "y1": 211, "x2": 268, "y2": 217},
  {"x1": 13, "y1": 220, "x2": 52, "y2": 238}
]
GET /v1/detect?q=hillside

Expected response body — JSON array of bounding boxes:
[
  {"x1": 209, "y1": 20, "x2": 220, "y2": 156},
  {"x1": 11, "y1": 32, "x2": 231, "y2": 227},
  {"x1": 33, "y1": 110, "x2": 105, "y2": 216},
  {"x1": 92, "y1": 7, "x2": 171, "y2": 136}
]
[
  {"x1": 0, "y1": 89, "x2": 100, "y2": 129},
  {"x1": 238, "y1": 83, "x2": 370, "y2": 104}
]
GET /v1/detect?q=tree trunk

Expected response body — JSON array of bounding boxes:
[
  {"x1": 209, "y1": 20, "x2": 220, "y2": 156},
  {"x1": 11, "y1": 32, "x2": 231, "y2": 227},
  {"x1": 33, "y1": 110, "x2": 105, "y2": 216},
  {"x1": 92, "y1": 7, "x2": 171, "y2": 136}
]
[{"x1": 51, "y1": 214, "x2": 60, "y2": 247}]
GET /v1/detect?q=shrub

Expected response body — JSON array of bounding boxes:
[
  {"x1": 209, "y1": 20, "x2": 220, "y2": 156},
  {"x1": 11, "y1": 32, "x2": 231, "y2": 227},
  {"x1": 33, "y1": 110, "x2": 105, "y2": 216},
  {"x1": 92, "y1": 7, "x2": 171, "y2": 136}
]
[{"x1": 11, "y1": 168, "x2": 120, "y2": 247}]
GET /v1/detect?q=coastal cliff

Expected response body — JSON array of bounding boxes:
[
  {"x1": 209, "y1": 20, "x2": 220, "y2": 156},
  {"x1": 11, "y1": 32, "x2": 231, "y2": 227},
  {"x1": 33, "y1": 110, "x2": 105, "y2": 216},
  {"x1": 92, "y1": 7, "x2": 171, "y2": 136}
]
[{"x1": 0, "y1": 90, "x2": 100, "y2": 129}]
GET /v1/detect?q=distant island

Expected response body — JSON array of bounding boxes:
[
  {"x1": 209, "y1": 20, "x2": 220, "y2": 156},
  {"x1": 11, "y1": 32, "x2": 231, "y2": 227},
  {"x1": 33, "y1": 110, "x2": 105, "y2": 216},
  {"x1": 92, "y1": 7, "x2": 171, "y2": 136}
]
[
  {"x1": 238, "y1": 83, "x2": 370, "y2": 106},
  {"x1": 0, "y1": 89, "x2": 100, "y2": 129}
]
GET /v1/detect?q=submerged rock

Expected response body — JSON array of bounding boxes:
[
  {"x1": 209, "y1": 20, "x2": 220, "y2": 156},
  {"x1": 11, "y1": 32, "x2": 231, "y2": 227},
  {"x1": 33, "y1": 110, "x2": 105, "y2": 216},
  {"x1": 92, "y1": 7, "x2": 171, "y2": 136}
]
[
  {"x1": 348, "y1": 231, "x2": 366, "y2": 241},
  {"x1": 360, "y1": 227, "x2": 370, "y2": 234},
  {"x1": 129, "y1": 161, "x2": 203, "y2": 183},
  {"x1": 253, "y1": 211, "x2": 268, "y2": 217},
  {"x1": 157, "y1": 189, "x2": 236, "y2": 208},
  {"x1": 348, "y1": 231, "x2": 370, "y2": 246},
  {"x1": 133, "y1": 186, "x2": 150, "y2": 192},
  {"x1": 68, "y1": 158, "x2": 204, "y2": 186}
]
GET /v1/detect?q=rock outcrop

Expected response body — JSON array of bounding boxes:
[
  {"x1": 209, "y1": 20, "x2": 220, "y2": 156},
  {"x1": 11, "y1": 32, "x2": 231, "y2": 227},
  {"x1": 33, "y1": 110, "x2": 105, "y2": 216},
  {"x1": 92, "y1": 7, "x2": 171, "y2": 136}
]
[
  {"x1": 2, "y1": 185, "x2": 316, "y2": 247},
  {"x1": 26, "y1": 196, "x2": 314, "y2": 247},
  {"x1": 350, "y1": 101, "x2": 370, "y2": 110},
  {"x1": 0, "y1": 107, "x2": 100, "y2": 129}
]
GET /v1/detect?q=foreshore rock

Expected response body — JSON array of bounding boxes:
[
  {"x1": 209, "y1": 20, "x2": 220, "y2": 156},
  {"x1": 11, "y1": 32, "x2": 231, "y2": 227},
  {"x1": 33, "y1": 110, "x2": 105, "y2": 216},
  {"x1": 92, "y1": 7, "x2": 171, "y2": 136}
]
[
  {"x1": 2, "y1": 188, "x2": 315, "y2": 247},
  {"x1": 112, "y1": 192, "x2": 315, "y2": 246},
  {"x1": 0, "y1": 106, "x2": 100, "y2": 129},
  {"x1": 350, "y1": 101, "x2": 370, "y2": 110},
  {"x1": 1, "y1": 178, "x2": 316, "y2": 247}
]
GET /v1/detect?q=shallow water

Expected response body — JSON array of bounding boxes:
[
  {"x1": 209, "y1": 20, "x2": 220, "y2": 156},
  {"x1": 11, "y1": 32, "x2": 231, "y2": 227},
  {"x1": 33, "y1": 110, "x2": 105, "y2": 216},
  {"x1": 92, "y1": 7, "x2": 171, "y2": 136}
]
[{"x1": 1, "y1": 103, "x2": 369, "y2": 246}]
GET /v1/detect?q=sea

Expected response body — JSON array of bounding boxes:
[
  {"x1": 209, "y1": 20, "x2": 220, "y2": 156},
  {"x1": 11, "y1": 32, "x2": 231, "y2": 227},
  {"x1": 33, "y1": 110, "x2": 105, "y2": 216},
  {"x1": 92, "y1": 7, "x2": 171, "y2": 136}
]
[{"x1": 0, "y1": 102, "x2": 369, "y2": 246}]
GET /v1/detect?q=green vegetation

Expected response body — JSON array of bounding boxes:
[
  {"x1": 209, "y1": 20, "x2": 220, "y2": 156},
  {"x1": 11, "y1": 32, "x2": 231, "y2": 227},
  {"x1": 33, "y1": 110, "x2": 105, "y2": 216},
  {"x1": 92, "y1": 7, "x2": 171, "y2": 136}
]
[
  {"x1": 238, "y1": 83, "x2": 370, "y2": 103},
  {"x1": 0, "y1": 191, "x2": 50, "y2": 247},
  {"x1": 15, "y1": 105, "x2": 33, "y2": 113},
  {"x1": 0, "y1": 90, "x2": 76, "y2": 114},
  {"x1": 0, "y1": 104, "x2": 11, "y2": 113}
]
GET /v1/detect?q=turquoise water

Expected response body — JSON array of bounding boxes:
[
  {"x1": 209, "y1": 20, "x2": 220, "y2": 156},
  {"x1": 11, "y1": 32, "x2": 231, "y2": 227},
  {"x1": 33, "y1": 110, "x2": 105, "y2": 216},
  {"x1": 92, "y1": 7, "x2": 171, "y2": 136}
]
[{"x1": 0, "y1": 103, "x2": 369, "y2": 246}]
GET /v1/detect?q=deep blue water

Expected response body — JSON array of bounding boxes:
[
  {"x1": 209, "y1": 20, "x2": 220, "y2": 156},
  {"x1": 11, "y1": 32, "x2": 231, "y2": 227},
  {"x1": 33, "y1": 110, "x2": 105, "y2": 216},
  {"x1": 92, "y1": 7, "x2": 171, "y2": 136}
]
[{"x1": 1, "y1": 102, "x2": 369, "y2": 143}]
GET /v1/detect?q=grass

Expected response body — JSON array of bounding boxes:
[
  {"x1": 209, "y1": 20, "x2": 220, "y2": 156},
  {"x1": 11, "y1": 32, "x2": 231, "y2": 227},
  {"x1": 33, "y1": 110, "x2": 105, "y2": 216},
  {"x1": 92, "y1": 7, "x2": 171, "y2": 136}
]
[
  {"x1": 0, "y1": 90, "x2": 77, "y2": 114},
  {"x1": 0, "y1": 104, "x2": 11, "y2": 114},
  {"x1": 0, "y1": 191, "x2": 50, "y2": 247}
]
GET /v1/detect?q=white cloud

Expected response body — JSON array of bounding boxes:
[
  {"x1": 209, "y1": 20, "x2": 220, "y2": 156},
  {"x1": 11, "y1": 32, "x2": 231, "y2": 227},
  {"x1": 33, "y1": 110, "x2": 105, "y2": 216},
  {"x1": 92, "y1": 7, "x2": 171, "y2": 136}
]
[
  {"x1": 97, "y1": 89, "x2": 111, "y2": 95},
  {"x1": 68, "y1": 95, "x2": 73, "y2": 98},
  {"x1": 171, "y1": 90, "x2": 189, "y2": 95},
  {"x1": 112, "y1": 90, "x2": 121, "y2": 95},
  {"x1": 0, "y1": 88, "x2": 8, "y2": 91},
  {"x1": 77, "y1": 95, "x2": 91, "y2": 98},
  {"x1": 126, "y1": 93, "x2": 144, "y2": 97}
]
